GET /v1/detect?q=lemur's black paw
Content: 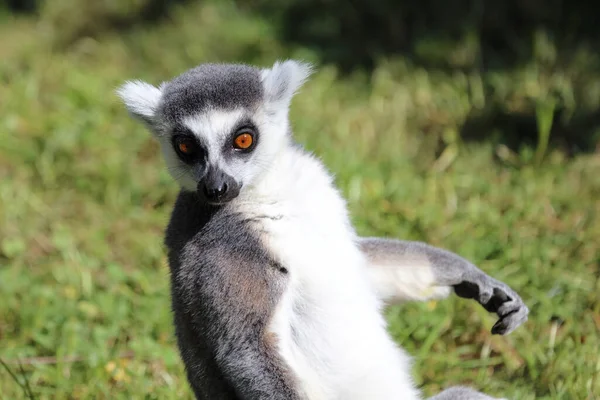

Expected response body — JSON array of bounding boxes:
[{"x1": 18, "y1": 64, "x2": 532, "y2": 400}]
[
  {"x1": 490, "y1": 296, "x2": 529, "y2": 335},
  {"x1": 453, "y1": 277, "x2": 529, "y2": 335}
]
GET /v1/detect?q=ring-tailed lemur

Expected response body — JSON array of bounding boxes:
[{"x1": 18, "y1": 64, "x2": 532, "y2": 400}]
[{"x1": 117, "y1": 60, "x2": 528, "y2": 400}]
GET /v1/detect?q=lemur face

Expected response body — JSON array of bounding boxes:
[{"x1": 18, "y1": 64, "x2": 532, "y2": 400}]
[
  {"x1": 165, "y1": 108, "x2": 260, "y2": 205},
  {"x1": 118, "y1": 61, "x2": 312, "y2": 205}
]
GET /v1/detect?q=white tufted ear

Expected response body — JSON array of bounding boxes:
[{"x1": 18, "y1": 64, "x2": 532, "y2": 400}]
[
  {"x1": 261, "y1": 60, "x2": 313, "y2": 109},
  {"x1": 116, "y1": 80, "x2": 163, "y2": 126}
]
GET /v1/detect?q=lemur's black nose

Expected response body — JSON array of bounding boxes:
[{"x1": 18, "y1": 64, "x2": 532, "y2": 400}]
[
  {"x1": 203, "y1": 182, "x2": 228, "y2": 200},
  {"x1": 198, "y1": 167, "x2": 240, "y2": 204}
]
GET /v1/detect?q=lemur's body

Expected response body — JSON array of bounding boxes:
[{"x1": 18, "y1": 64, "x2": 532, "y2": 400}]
[
  {"x1": 168, "y1": 150, "x2": 418, "y2": 399},
  {"x1": 118, "y1": 61, "x2": 528, "y2": 400}
]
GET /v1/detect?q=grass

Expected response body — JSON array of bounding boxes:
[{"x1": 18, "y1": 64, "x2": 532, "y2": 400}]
[{"x1": 1, "y1": 1, "x2": 599, "y2": 399}]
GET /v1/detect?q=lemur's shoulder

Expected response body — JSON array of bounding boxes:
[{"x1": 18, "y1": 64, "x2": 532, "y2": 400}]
[{"x1": 165, "y1": 190, "x2": 283, "y2": 282}]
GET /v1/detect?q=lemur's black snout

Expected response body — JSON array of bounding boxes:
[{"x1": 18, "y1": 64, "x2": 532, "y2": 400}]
[
  {"x1": 204, "y1": 182, "x2": 227, "y2": 199},
  {"x1": 198, "y1": 167, "x2": 240, "y2": 204}
]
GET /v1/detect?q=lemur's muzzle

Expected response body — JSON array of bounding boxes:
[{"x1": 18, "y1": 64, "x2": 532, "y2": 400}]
[{"x1": 197, "y1": 167, "x2": 240, "y2": 205}]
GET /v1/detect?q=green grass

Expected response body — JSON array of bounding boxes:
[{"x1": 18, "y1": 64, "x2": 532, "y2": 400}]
[{"x1": 1, "y1": 1, "x2": 599, "y2": 399}]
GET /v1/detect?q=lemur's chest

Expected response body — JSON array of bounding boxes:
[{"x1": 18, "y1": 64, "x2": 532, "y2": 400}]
[
  {"x1": 241, "y1": 184, "x2": 385, "y2": 398},
  {"x1": 256, "y1": 186, "x2": 359, "y2": 279}
]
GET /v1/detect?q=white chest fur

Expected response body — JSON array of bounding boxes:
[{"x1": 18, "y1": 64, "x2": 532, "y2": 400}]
[{"x1": 236, "y1": 149, "x2": 420, "y2": 400}]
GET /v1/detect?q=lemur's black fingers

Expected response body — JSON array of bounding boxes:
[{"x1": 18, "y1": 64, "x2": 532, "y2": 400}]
[
  {"x1": 452, "y1": 268, "x2": 514, "y2": 307},
  {"x1": 454, "y1": 277, "x2": 529, "y2": 334},
  {"x1": 484, "y1": 285, "x2": 529, "y2": 335},
  {"x1": 497, "y1": 300, "x2": 523, "y2": 317},
  {"x1": 481, "y1": 287, "x2": 510, "y2": 313},
  {"x1": 491, "y1": 300, "x2": 529, "y2": 335},
  {"x1": 491, "y1": 307, "x2": 529, "y2": 335},
  {"x1": 453, "y1": 280, "x2": 490, "y2": 301},
  {"x1": 453, "y1": 276, "x2": 496, "y2": 305}
]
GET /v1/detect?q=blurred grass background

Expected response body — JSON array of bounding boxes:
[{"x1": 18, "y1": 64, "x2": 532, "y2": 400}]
[{"x1": 0, "y1": 0, "x2": 599, "y2": 399}]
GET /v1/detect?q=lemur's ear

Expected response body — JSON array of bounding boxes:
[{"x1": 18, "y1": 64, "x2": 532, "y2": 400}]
[
  {"x1": 116, "y1": 80, "x2": 163, "y2": 126},
  {"x1": 261, "y1": 60, "x2": 313, "y2": 109}
]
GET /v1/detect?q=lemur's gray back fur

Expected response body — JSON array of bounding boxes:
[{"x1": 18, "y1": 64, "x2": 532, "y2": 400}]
[
  {"x1": 159, "y1": 64, "x2": 264, "y2": 124},
  {"x1": 166, "y1": 191, "x2": 300, "y2": 399}
]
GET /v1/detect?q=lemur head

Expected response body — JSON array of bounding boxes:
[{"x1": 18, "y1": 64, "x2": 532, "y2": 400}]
[{"x1": 117, "y1": 60, "x2": 312, "y2": 205}]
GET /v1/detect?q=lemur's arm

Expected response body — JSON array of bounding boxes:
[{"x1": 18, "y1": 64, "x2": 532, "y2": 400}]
[
  {"x1": 180, "y1": 249, "x2": 304, "y2": 400},
  {"x1": 358, "y1": 237, "x2": 529, "y2": 335}
]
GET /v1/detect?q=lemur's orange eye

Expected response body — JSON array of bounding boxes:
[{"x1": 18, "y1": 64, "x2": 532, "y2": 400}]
[
  {"x1": 178, "y1": 142, "x2": 191, "y2": 154},
  {"x1": 234, "y1": 133, "x2": 253, "y2": 150},
  {"x1": 174, "y1": 136, "x2": 198, "y2": 159}
]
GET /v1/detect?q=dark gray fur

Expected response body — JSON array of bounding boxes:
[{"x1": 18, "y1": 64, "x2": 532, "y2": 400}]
[
  {"x1": 159, "y1": 64, "x2": 264, "y2": 124},
  {"x1": 166, "y1": 191, "x2": 302, "y2": 400},
  {"x1": 358, "y1": 238, "x2": 529, "y2": 335}
]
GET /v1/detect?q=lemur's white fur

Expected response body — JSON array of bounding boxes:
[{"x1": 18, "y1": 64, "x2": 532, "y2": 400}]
[
  {"x1": 261, "y1": 60, "x2": 313, "y2": 111},
  {"x1": 367, "y1": 256, "x2": 452, "y2": 302},
  {"x1": 245, "y1": 64, "x2": 417, "y2": 397},
  {"x1": 237, "y1": 148, "x2": 420, "y2": 399},
  {"x1": 116, "y1": 80, "x2": 162, "y2": 121}
]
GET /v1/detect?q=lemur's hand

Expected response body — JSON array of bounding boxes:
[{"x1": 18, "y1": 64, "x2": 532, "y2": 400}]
[{"x1": 453, "y1": 272, "x2": 529, "y2": 335}]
